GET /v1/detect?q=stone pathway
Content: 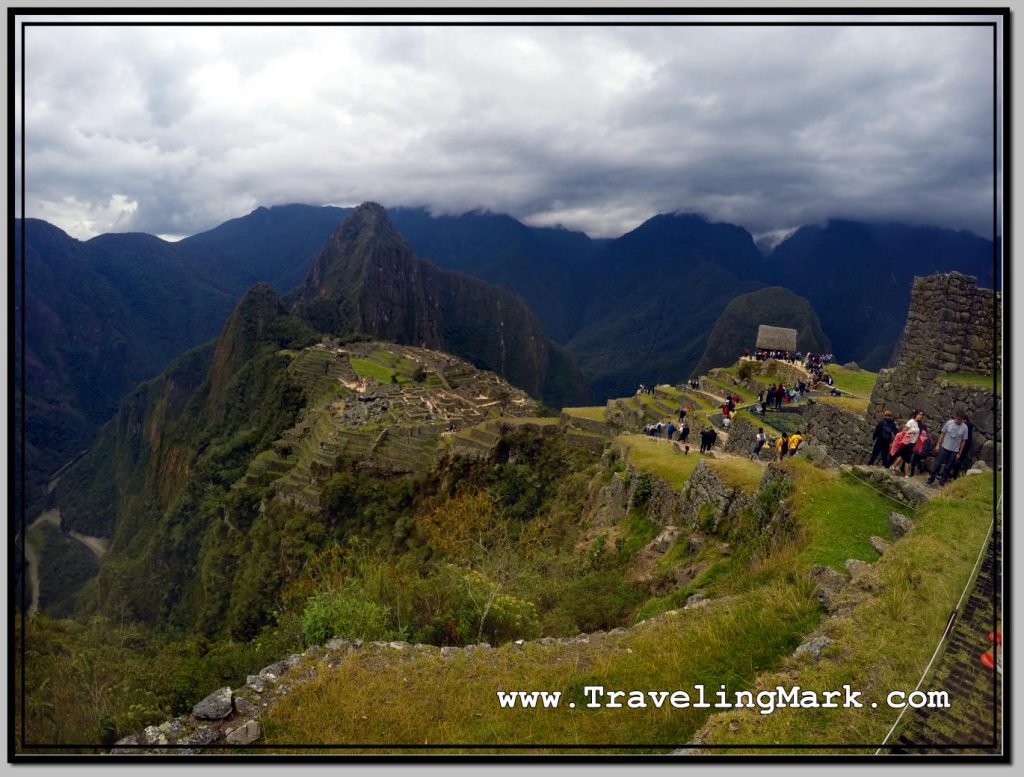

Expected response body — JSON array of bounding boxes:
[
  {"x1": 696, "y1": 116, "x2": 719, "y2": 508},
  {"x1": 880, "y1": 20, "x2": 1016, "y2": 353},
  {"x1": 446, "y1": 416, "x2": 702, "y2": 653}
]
[{"x1": 887, "y1": 517, "x2": 1002, "y2": 754}]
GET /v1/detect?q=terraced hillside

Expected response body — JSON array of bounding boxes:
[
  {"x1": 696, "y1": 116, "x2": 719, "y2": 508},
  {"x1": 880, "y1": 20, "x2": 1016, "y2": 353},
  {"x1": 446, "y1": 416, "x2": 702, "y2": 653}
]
[{"x1": 238, "y1": 341, "x2": 543, "y2": 510}]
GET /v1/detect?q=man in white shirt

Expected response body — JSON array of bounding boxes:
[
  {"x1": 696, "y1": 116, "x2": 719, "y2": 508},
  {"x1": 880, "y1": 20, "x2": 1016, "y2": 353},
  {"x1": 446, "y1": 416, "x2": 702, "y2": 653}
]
[{"x1": 927, "y1": 408, "x2": 970, "y2": 486}]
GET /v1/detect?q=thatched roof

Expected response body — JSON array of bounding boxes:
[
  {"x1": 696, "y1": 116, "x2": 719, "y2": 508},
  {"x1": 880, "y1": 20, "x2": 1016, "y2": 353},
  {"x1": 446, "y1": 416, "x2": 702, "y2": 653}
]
[{"x1": 756, "y1": 325, "x2": 798, "y2": 352}]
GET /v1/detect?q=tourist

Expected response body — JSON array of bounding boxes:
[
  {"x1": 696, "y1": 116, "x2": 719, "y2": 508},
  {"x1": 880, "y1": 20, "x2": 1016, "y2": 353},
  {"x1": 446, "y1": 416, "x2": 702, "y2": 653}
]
[
  {"x1": 788, "y1": 430, "x2": 803, "y2": 456},
  {"x1": 868, "y1": 410, "x2": 898, "y2": 467},
  {"x1": 890, "y1": 410, "x2": 924, "y2": 476},
  {"x1": 680, "y1": 423, "x2": 690, "y2": 444},
  {"x1": 775, "y1": 433, "x2": 790, "y2": 461},
  {"x1": 666, "y1": 421, "x2": 676, "y2": 441},
  {"x1": 909, "y1": 422, "x2": 933, "y2": 477},
  {"x1": 927, "y1": 409, "x2": 971, "y2": 487},
  {"x1": 752, "y1": 427, "x2": 767, "y2": 459}
]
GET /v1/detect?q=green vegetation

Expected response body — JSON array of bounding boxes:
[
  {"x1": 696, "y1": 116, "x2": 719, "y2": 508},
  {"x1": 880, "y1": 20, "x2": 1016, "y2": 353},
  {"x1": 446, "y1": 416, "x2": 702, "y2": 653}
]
[
  {"x1": 938, "y1": 370, "x2": 1001, "y2": 393},
  {"x1": 817, "y1": 395, "x2": 870, "y2": 414},
  {"x1": 707, "y1": 458, "x2": 764, "y2": 493},
  {"x1": 827, "y1": 365, "x2": 879, "y2": 398},
  {"x1": 32, "y1": 523, "x2": 99, "y2": 617},
  {"x1": 787, "y1": 458, "x2": 899, "y2": 569},
  {"x1": 702, "y1": 472, "x2": 995, "y2": 752},
  {"x1": 616, "y1": 435, "x2": 701, "y2": 489},
  {"x1": 350, "y1": 357, "x2": 402, "y2": 384},
  {"x1": 562, "y1": 405, "x2": 608, "y2": 422}
]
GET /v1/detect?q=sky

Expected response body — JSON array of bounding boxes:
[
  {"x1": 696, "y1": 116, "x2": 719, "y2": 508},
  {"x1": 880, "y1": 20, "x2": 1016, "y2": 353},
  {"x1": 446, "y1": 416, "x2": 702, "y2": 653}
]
[{"x1": 15, "y1": 13, "x2": 1001, "y2": 244}]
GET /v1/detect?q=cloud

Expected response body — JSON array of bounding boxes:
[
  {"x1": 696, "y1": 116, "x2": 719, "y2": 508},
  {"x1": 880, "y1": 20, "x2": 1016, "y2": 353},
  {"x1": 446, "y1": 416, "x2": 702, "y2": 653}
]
[{"x1": 18, "y1": 18, "x2": 999, "y2": 240}]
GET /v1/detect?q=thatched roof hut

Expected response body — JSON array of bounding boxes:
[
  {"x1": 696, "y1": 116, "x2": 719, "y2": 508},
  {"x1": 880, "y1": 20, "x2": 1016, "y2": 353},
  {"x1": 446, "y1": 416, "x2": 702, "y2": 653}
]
[{"x1": 756, "y1": 325, "x2": 798, "y2": 352}]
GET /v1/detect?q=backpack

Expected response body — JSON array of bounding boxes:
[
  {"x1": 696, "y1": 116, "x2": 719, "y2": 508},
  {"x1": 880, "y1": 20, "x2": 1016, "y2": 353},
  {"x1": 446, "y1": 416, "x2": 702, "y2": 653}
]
[
  {"x1": 913, "y1": 429, "x2": 930, "y2": 455},
  {"x1": 890, "y1": 430, "x2": 908, "y2": 457}
]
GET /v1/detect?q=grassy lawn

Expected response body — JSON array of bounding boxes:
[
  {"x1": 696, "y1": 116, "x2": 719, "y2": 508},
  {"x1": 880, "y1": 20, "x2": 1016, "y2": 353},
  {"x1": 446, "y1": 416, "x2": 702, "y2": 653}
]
[
  {"x1": 817, "y1": 395, "x2": 870, "y2": 414},
  {"x1": 938, "y1": 370, "x2": 1001, "y2": 393},
  {"x1": 350, "y1": 357, "x2": 399, "y2": 384},
  {"x1": 701, "y1": 471, "x2": 996, "y2": 752},
  {"x1": 707, "y1": 458, "x2": 764, "y2": 493},
  {"x1": 786, "y1": 458, "x2": 899, "y2": 569},
  {"x1": 499, "y1": 416, "x2": 560, "y2": 426},
  {"x1": 617, "y1": 434, "x2": 701, "y2": 489},
  {"x1": 563, "y1": 406, "x2": 608, "y2": 422},
  {"x1": 705, "y1": 376, "x2": 757, "y2": 404},
  {"x1": 827, "y1": 365, "x2": 879, "y2": 398}
]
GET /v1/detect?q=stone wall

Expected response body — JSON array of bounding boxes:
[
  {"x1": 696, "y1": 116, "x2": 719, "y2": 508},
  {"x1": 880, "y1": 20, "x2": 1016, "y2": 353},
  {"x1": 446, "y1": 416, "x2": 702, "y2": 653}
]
[
  {"x1": 868, "y1": 272, "x2": 1000, "y2": 466},
  {"x1": 867, "y1": 367, "x2": 999, "y2": 465},
  {"x1": 894, "y1": 272, "x2": 1000, "y2": 375},
  {"x1": 681, "y1": 461, "x2": 758, "y2": 533},
  {"x1": 801, "y1": 399, "x2": 875, "y2": 465}
]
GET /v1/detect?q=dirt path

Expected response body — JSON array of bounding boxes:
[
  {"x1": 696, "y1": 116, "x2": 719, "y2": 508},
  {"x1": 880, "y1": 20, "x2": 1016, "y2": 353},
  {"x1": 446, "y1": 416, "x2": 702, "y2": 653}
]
[{"x1": 24, "y1": 506, "x2": 109, "y2": 617}]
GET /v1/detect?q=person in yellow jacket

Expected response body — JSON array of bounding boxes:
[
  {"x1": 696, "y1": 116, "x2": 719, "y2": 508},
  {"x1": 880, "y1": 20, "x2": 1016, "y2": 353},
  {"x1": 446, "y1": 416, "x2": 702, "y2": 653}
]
[
  {"x1": 788, "y1": 431, "x2": 804, "y2": 456},
  {"x1": 775, "y1": 433, "x2": 789, "y2": 461}
]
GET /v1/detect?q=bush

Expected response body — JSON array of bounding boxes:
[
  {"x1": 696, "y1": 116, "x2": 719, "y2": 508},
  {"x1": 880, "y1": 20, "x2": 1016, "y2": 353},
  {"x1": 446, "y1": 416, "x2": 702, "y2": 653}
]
[
  {"x1": 300, "y1": 588, "x2": 392, "y2": 646},
  {"x1": 737, "y1": 360, "x2": 757, "y2": 380}
]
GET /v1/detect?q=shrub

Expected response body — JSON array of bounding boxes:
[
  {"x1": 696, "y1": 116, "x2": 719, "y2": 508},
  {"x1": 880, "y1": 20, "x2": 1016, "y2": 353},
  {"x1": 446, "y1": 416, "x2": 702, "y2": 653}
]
[
  {"x1": 300, "y1": 588, "x2": 392, "y2": 646},
  {"x1": 737, "y1": 360, "x2": 757, "y2": 380}
]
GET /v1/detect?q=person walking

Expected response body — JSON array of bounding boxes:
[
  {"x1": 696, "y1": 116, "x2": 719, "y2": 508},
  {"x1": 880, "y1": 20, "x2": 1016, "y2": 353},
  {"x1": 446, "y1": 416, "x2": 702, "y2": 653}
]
[
  {"x1": 680, "y1": 422, "x2": 690, "y2": 444},
  {"x1": 868, "y1": 410, "x2": 898, "y2": 466},
  {"x1": 775, "y1": 433, "x2": 790, "y2": 461},
  {"x1": 752, "y1": 427, "x2": 767, "y2": 459},
  {"x1": 788, "y1": 430, "x2": 803, "y2": 456},
  {"x1": 927, "y1": 409, "x2": 971, "y2": 487}
]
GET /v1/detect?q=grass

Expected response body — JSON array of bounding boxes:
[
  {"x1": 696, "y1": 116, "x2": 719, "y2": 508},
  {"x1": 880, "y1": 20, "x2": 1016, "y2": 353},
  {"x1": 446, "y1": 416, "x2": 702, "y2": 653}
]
[
  {"x1": 700, "y1": 472, "x2": 996, "y2": 752},
  {"x1": 937, "y1": 370, "x2": 1001, "y2": 393},
  {"x1": 707, "y1": 458, "x2": 764, "y2": 493},
  {"x1": 261, "y1": 579, "x2": 820, "y2": 753},
  {"x1": 349, "y1": 357, "x2": 399, "y2": 384},
  {"x1": 827, "y1": 365, "x2": 879, "y2": 399},
  {"x1": 704, "y1": 376, "x2": 757, "y2": 404},
  {"x1": 786, "y1": 458, "x2": 899, "y2": 570},
  {"x1": 616, "y1": 435, "x2": 701, "y2": 490},
  {"x1": 498, "y1": 416, "x2": 560, "y2": 427},
  {"x1": 562, "y1": 406, "x2": 608, "y2": 422},
  {"x1": 817, "y1": 395, "x2": 870, "y2": 414}
]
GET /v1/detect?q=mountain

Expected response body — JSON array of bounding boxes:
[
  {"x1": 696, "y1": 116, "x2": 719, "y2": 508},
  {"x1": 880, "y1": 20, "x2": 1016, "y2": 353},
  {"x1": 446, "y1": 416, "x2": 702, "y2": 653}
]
[
  {"x1": 695, "y1": 287, "x2": 831, "y2": 374},
  {"x1": 14, "y1": 219, "x2": 239, "y2": 519},
  {"x1": 387, "y1": 208, "x2": 598, "y2": 342},
  {"x1": 768, "y1": 220, "x2": 995, "y2": 370},
  {"x1": 568, "y1": 213, "x2": 766, "y2": 399},
  {"x1": 291, "y1": 203, "x2": 589, "y2": 407}
]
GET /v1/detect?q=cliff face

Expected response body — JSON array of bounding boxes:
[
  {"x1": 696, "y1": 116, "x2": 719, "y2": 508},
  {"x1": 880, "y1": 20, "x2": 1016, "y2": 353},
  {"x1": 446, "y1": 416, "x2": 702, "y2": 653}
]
[{"x1": 292, "y1": 203, "x2": 589, "y2": 407}]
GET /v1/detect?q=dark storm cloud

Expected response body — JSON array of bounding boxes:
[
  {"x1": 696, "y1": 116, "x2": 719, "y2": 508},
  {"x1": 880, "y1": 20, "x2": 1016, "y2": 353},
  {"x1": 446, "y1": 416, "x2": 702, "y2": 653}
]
[{"x1": 19, "y1": 19, "x2": 998, "y2": 240}]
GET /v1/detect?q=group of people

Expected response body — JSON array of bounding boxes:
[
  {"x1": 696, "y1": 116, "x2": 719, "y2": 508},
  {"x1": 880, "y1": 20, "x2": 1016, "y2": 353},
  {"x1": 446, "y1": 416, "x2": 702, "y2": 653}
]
[
  {"x1": 754, "y1": 383, "x2": 806, "y2": 413},
  {"x1": 750, "y1": 427, "x2": 804, "y2": 460},
  {"x1": 868, "y1": 407, "x2": 974, "y2": 486},
  {"x1": 644, "y1": 419, "x2": 690, "y2": 444},
  {"x1": 748, "y1": 348, "x2": 835, "y2": 366}
]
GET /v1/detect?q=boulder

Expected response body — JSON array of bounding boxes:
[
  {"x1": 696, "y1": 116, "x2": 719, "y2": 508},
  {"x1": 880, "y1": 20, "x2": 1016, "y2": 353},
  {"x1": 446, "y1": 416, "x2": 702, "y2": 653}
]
[
  {"x1": 888, "y1": 511, "x2": 914, "y2": 538},
  {"x1": 685, "y1": 592, "x2": 708, "y2": 608},
  {"x1": 234, "y1": 695, "x2": 259, "y2": 718},
  {"x1": 869, "y1": 536, "x2": 892, "y2": 555},
  {"x1": 646, "y1": 526, "x2": 682, "y2": 554},
  {"x1": 191, "y1": 687, "x2": 233, "y2": 720},
  {"x1": 794, "y1": 635, "x2": 832, "y2": 660},
  {"x1": 225, "y1": 719, "x2": 261, "y2": 746},
  {"x1": 439, "y1": 646, "x2": 460, "y2": 658},
  {"x1": 809, "y1": 565, "x2": 846, "y2": 611}
]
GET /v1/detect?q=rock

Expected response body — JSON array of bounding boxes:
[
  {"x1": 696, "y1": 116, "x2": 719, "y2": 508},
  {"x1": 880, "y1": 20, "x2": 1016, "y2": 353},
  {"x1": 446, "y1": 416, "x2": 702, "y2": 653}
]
[
  {"x1": 970, "y1": 460, "x2": 992, "y2": 473},
  {"x1": 888, "y1": 511, "x2": 914, "y2": 538},
  {"x1": 191, "y1": 687, "x2": 234, "y2": 720},
  {"x1": 177, "y1": 725, "x2": 219, "y2": 749},
  {"x1": 246, "y1": 675, "x2": 266, "y2": 694},
  {"x1": 869, "y1": 536, "x2": 892, "y2": 555},
  {"x1": 846, "y1": 559, "x2": 881, "y2": 592},
  {"x1": 980, "y1": 440, "x2": 996, "y2": 467},
  {"x1": 842, "y1": 362, "x2": 860, "y2": 371},
  {"x1": 388, "y1": 641, "x2": 408, "y2": 650},
  {"x1": 809, "y1": 565, "x2": 846, "y2": 611},
  {"x1": 283, "y1": 653, "x2": 303, "y2": 669},
  {"x1": 685, "y1": 593, "x2": 708, "y2": 608},
  {"x1": 325, "y1": 637, "x2": 349, "y2": 650},
  {"x1": 259, "y1": 660, "x2": 289, "y2": 680},
  {"x1": 225, "y1": 719, "x2": 261, "y2": 746},
  {"x1": 719, "y1": 543, "x2": 732, "y2": 556},
  {"x1": 303, "y1": 645, "x2": 323, "y2": 658},
  {"x1": 112, "y1": 734, "x2": 141, "y2": 754},
  {"x1": 671, "y1": 736, "x2": 706, "y2": 755},
  {"x1": 234, "y1": 695, "x2": 258, "y2": 718},
  {"x1": 646, "y1": 526, "x2": 681, "y2": 554},
  {"x1": 439, "y1": 646, "x2": 460, "y2": 658},
  {"x1": 794, "y1": 635, "x2": 832, "y2": 660},
  {"x1": 688, "y1": 536, "x2": 705, "y2": 555},
  {"x1": 476, "y1": 642, "x2": 492, "y2": 650}
]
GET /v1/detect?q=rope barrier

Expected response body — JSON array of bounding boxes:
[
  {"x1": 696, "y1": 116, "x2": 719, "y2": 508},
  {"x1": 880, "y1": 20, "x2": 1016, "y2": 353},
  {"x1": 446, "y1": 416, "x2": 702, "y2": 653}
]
[{"x1": 874, "y1": 493, "x2": 1000, "y2": 754}]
